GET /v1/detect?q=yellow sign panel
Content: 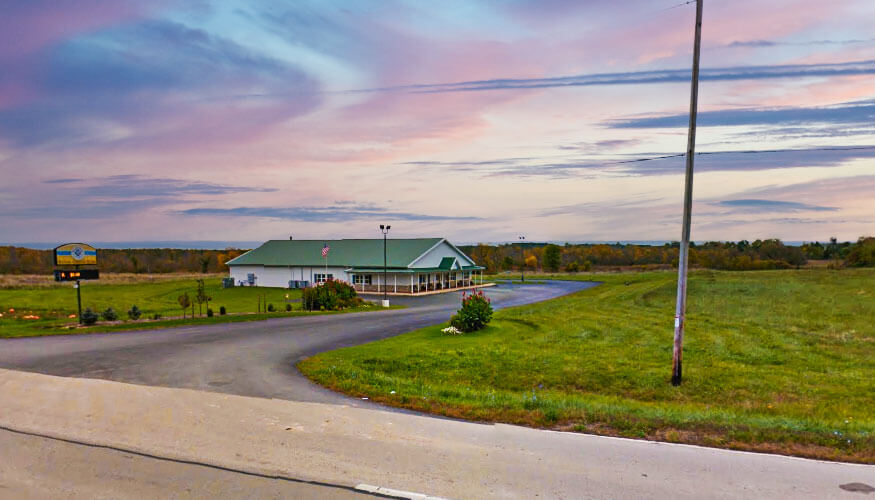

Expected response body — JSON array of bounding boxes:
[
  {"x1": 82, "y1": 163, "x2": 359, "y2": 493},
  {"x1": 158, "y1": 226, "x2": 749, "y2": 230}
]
[{"x1": 54, "y1": 243, "x2": 98, "y2": 266}]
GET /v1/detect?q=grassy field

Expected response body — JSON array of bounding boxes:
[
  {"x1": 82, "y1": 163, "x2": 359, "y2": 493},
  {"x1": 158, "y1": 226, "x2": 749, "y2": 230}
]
[
  {"x1": 0, "y1": 274, "x2": 386, "y2": 338},
  {"x1": 299, "y1": 268, "x2": 875, "y2": 462}
]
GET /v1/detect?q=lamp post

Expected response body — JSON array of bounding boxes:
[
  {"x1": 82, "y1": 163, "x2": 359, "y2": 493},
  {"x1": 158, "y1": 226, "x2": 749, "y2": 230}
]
[
  {"x1": 519, "y1": 236, "x2": 525, "y2": 282},
  {"x1": 380, "y1": 224, "x2": 391, "y2": 307}
]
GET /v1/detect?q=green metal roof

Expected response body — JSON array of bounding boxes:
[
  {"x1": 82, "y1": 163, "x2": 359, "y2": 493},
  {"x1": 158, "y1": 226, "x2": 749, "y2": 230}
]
[
  {"x1": 438, "y1": 257, "x2": 457, "y2": 270},
  {"x1": 226, "y1": 238, "x2": 445, "y2": 267}
]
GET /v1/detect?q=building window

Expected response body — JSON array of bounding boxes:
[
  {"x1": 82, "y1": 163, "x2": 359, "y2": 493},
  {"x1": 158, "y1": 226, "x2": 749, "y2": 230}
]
[
  {"x1": 314, "y1": 273, "x2": 333, "y2": 283},
  {"x1": 450, "y1": 272, "x2": 457, "y2": 281},
  {"x1": 353, "y1": 274, "x2": 372, "y2": 285},
  {"x1": 419, "y1": 274, "x2": 427, "y2": 284}
]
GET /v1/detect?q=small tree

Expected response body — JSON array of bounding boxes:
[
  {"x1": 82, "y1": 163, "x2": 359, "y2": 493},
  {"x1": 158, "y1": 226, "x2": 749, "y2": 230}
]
[
  {"x1": 525, "y1": 254, "x2": 538, "y2": 270},
  {"x1": 178, "y1": 293, "x2": 191, "y2": 319},
  {"x1": 543, "y1": 244, "x2": 561, "y2": 272},
  {"x1": 100, "y1": 307, "x2": 118, "y2": 321},
  {"x1": 195, "y1": 279, "x2": 211, "y2": 317},
  {"x1": 128, "y1": 305, "x2": 142, "y2": 320},
  {"x1": 81, "y1": 307, "x2": 99, "y2": 326}
]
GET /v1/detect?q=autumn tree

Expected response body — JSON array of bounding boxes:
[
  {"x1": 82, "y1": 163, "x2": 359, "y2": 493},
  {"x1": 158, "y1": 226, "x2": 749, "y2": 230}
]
[{"x1": 543, "y1": 244, "x2": 561, "y2": 272}]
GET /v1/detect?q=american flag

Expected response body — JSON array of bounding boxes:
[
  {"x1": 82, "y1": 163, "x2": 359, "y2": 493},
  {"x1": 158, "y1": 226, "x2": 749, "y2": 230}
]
[{"x1": 321, "y1": 244, "x2": 330, "y2": 258}]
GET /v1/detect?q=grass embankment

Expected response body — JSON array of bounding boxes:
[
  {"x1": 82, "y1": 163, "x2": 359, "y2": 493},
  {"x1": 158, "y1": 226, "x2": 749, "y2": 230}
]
[
  {"x1": 299, "y1": 269, "x2": 875, "y2": 462},
  {"x1": 0, "y1": 275, "x2": 390, "y2": 338}
]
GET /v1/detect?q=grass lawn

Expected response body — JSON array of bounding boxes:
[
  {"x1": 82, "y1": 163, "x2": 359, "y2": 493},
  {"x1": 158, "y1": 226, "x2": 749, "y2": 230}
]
[
  {"x1": 0, "y1": 275, "x2": 389, "y2": 337},
  {"x1": 299, "y1": 268, "x2": 875, "y2": 463}
]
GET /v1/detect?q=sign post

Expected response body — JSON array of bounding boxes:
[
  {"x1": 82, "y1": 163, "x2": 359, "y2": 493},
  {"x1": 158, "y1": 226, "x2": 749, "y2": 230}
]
[{"x1": 53, "y1": 243, "x2": 99, "y2": 324}]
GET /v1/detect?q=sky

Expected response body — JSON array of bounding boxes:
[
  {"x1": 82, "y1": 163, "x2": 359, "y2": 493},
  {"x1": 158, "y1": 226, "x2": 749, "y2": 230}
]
[{"x1": 1, "y1": 0, "x2": 874, "y2": 246}]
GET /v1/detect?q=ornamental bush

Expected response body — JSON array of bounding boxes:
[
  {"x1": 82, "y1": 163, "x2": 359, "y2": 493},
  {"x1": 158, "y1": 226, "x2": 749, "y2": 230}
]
[
  {"x1": 127, "y1": 305, "x2": 142, "y2": 320},
  {"x1": 100, "y1": 307, "x2": 119, "y2": 321},
  {"x1": 302, "y1": 279, "x2": 362, "y2": 311},
  {"x1": 219, "y1": 306, "x2": 226, "y2": 315},
  {"x1": 81, "y1": 307, "x2": 99, "y2": 326},
  {"x1": 450, "y1": 290, "x2": 493, "y2": 333}
]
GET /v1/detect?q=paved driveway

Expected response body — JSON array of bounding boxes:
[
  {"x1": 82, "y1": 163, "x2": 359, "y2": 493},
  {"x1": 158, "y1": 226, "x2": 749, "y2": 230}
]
[{"x1": 0, "y1": 280, "x2": 595, "y2": 405}]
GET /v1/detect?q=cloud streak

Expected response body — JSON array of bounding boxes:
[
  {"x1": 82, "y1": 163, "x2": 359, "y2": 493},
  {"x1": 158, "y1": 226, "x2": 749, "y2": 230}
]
[
  {"x1": 713, "y1": 199, "x2": 838, "y2": 213},
  {"x1": 609, "y1": 99, "x2": 875, "y2": 129},
  {"x1": 1, "y1": 175, "x2": 275, "y2": 219},
  {"x1": 361, "y1": 59, "x2": 875, "y2": 94},
  {"x1": 177, "y1": 205, "x2": 481, "y2": 222}
]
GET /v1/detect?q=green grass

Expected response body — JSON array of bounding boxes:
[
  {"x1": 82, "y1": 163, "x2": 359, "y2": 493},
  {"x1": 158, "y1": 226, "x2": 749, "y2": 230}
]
[
  {"x1": 299, "y1": 269, "x2": 875, "y2": 462},
  {"x1": 0, "y1": 276, "x2": 392, "y2": 337}
]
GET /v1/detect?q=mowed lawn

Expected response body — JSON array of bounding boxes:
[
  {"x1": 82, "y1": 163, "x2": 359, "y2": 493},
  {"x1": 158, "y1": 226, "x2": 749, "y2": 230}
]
[
  {"x1": 299, "y1": 269, "x2": 875, "y2": 462},
  {"x1": 0, "y1": 275, "x2": 307, "y2": 337}
]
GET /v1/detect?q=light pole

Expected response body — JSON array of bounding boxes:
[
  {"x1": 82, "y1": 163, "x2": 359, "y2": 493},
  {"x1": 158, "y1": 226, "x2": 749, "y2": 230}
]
[
  {"x1": 380, "y1": 224, "x2": 391, "y2": 307},
  {"x1": 519, "y1": 236, "x2": 525, "y2": 282}
]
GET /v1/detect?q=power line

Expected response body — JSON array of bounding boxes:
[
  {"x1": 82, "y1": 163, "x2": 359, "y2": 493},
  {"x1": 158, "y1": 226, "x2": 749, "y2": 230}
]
[
  {"x1": 597, "y1": 145, "x2": 875, "y2": 166},
  {"x1": 659, "y1": 0, "x2": 696, "y2": 12}
]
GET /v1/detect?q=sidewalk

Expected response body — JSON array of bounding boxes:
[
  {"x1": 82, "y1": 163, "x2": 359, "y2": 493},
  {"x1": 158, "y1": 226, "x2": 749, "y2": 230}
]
[{"x1": 0, "y1": 369, "x2": 870, "y2": 499}]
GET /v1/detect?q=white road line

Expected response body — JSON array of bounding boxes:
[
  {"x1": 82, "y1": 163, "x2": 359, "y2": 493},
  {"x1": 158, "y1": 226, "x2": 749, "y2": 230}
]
[{"x1": 355, "y1": 483, "x2": 451, "y2": 500}]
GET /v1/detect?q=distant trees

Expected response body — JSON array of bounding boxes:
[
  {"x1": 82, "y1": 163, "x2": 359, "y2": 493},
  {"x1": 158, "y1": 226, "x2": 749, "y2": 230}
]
[
  {"x1": 543, "y1": 244, "x2": 561, "y2": 272},
  {"x1": 845, "y1": 237, "x2": 875, "y2": 267},
  {"x1": 458, "y1": 237, "x2": 875, "y2": 273},
  {"x1": 0, "y1": 247, "x2": 246, "y2": 275}
]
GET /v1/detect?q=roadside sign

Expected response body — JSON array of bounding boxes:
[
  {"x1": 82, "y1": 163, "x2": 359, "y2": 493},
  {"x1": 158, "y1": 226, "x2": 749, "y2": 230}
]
[
  {"x1": 54, "y1": 243, "x2": 98, "y2": 266},
  {"x1": 54, "y1": 269, "x2": 100, "y2": 282}
]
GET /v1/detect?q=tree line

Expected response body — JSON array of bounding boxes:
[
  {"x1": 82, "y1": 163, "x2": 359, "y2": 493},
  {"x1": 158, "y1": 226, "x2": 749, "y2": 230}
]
[
  {"x1": 0, "y1": 247, "x2": 246, "y2": 274},
  {"x1": 460, "y1": 236, "x2": 875, "y2": 273},
  {"x1": 1, "y1": 237, "x2": 872, "y2": 275}
]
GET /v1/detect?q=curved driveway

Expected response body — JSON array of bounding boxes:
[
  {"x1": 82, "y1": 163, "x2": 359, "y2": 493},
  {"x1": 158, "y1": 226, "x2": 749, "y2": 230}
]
[{"x1": 0, "y1": 281, "x2": 595, "y2": 405}]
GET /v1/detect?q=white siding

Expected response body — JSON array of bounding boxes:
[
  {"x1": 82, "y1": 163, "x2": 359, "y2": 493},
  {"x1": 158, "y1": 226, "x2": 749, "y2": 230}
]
[
  {"x1": 409, "y1": 240, "x2": 474, "y2": 269},
  {"x1": 229, "y1": 265, "x2": 351, "y2": 288}
]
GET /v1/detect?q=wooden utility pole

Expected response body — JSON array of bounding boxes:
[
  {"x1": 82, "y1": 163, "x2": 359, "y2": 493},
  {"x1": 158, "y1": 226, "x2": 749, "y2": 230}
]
[{"x1": 672, "y1": 0, "x2": 703, "y2": 386}]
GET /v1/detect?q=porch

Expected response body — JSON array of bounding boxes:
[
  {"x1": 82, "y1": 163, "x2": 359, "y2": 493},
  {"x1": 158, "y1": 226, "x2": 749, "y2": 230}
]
[{"x1": 349, "y1": 267, "x2": 487, "y2": 295}]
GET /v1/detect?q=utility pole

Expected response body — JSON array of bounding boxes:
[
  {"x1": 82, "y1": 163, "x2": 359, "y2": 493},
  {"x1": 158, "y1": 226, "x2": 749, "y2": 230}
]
[{"x1": 672, "y1": 0, "x2": 703, "y2": 387}]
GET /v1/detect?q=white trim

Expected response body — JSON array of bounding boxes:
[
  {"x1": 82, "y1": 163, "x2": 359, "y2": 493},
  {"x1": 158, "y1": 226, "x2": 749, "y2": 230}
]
[
  {"x1": 224, "y1": 248, "x2": 255, "y2": 266},
  {"x1": 443, "y1": 239, "x2": 477, "y2": 266}
]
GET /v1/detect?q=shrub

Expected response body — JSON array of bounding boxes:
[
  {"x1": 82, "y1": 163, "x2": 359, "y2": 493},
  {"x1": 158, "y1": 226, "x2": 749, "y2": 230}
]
[
  {"x1": 100, "y1": 307, "x2": 119, "y2": 321},
  {"x1": 81, "y1": 307, "x2": 99, "y2": 326},
  {"x1": 152, "y1": 313, "x2": 161, "y2": 320},
  {"x1": 449, "y1": 290, "x2": 493, "y2": 333},
  {"x1": 267, "y1": 303, "x2": 275, "y2": 312},
  {"x1": 127, "y1": 305, "x2": 142, "y2": 320},
  {"x1": 219, "y1": 305, "x2": 226, "y2": 315},
  {"x1": 207, "y1": 308, "x2": 214, "y2": 317},
  {"x1": 302, "y1": 279, "x2": 362, "y2": 311},
  {"x1": 285, "y1": 303, "x2": 292, "y2": 312},
  {"x1": 565, "y1": 262, "x2": 580, "y2": 273}
]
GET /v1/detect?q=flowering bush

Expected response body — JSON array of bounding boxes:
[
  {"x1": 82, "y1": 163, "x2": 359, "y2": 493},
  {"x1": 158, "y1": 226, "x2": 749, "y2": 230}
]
[
  {"x1": 302, "y1": 279, "x2": 363, "y2": 311},
  {"x1": 450, "y1": 290, "x2": 493, "y2": 333}
]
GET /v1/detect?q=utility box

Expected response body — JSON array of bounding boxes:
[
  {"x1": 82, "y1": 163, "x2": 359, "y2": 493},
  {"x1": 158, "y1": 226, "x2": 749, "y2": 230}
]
[{"x1": 222, "y1": 278, "x2": 235, "y2": 288}]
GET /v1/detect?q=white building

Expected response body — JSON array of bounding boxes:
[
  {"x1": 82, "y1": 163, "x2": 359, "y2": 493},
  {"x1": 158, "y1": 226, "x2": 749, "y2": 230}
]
[{"x1": 226, "y1": 238, "x2": 485, "y2": 294}]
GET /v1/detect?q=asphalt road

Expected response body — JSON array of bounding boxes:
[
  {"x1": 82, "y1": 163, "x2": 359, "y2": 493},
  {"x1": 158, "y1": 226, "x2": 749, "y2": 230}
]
[
  {"x1": 0, "y1": 281, "x2": 595, "y2": 405},
  {"x1": 0, "y1": 427, "x2": 385, "y2": 500}
]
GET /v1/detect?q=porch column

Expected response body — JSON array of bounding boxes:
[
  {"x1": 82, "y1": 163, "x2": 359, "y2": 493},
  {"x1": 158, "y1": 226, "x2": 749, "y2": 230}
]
[{"x1": 394, "y1": 274, "x2": 397, "y2": 293}]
